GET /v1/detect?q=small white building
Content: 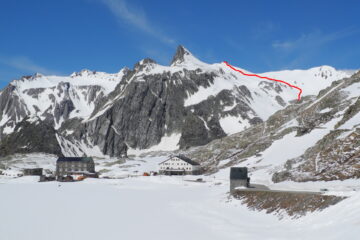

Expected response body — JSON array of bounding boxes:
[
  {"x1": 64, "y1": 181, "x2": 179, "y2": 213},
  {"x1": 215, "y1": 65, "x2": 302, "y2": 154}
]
[{"x1": 159, "y1": 155, "x2": 201, "y2": 175}]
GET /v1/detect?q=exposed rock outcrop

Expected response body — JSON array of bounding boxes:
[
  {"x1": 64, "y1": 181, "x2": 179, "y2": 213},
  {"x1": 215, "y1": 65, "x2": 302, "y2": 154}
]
[{"x1": 0, "y1": 117, "x2": 62, "y2": 157}]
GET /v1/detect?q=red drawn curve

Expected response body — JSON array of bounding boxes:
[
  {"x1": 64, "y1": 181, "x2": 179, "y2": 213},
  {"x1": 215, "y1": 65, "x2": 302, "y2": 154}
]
[{"x1": 223, "y1": 61, "x2": 303, "y2": 101}]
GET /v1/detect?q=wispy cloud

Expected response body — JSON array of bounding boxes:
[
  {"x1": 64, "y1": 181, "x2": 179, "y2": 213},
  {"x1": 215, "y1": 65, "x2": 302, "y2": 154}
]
[
  {"x1": 101, "y1": 0, "x2": 175, "y2": 45},
  {"x1": 272, "y1": 28, "x2": 358, "y2": 51},
  {"x1": 0, "y1": 56, "x2": 61, "y2": 75}
]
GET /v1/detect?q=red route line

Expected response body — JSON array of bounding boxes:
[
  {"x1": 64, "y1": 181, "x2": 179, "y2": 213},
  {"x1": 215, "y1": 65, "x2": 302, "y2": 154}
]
[{"x1": 223, "y1": 61, "x2": 303, "y2": 101}]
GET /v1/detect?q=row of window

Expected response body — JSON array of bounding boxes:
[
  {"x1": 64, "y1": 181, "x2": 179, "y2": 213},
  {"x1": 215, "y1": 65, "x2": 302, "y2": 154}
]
[
  {"x1": 160, "y1": 167, "x2": 192, "y2": 170},
  {"x1": 162, "y1": 162, "x2": 189, "y2": 166},
  {"x1": 59, "y1": 163, "x2": 93, "y2": 167},
  {"x1": 59, "y1": 164, "x2": 89, "y2": 166},
  {"x1": 58, "y1": 167, "x2": 87, "y2": 172}
]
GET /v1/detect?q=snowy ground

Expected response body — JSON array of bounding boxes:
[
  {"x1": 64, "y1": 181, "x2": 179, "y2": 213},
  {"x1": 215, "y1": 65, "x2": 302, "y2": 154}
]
[{"x1": 0, "y1": 155, "x2": 359, "y2": 240}]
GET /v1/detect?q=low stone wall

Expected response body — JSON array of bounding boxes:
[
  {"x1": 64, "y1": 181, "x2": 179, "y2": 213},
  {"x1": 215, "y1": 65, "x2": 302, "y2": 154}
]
[
  {"x1": 232, "y1": 190, "x2": 345, "y2": 218},
  {"x1": 230, "y1": 179, "x2": 249, "y2": 192}
]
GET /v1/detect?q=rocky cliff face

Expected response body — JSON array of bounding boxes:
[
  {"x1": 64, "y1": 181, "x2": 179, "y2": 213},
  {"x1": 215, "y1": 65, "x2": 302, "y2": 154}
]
[
  {"x1": 0, "y1": 45, "x2": 351, "y2": 157},
  {"x1": 0, "y1": 117, "x2": 62, "y2": 157},
  {"x1": 272, "y1": 76, "x2": 360, "y2": 182}
]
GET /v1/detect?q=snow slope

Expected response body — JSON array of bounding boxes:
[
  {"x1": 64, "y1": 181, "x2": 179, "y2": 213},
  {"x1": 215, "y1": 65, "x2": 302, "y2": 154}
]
[
  {"x1": 0, "y1": 174, "x2": 359, "y2": 240},
  {"x1": 244, "y1": 116, "x2": 343, "y2": 184},
  {"x1": 262, "y1": 66, "x2": 350, "y2": 96}
]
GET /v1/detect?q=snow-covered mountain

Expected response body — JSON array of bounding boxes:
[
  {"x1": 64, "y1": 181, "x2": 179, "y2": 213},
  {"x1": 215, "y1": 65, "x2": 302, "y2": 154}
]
[
  {"x1": 0, "y1": 45, "x2": 351, "y2": 157},
  {"x1": 186, "y1": 70, "x2": 360, "y2": 182}
]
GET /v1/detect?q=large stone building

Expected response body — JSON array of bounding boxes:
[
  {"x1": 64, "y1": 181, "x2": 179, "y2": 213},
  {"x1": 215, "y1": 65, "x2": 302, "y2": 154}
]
[
  {"x1": 159, "y1": 155, "x2": 201, "y2": 175},
  {"x1": 230, "y1": 167, "x2": 250, "y2": 192},
  {"x1": 56, "y1": 157, "x2": 95, "y2": 177}
]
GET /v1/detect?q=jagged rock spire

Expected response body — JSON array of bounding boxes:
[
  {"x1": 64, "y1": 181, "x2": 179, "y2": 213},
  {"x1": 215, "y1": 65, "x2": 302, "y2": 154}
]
[
  {"x1": 170, "y1": 45, "x2": 193, "y2": 66},
  {"x1": 134, "y1": 58, "x2": 157, "y2": 72}
]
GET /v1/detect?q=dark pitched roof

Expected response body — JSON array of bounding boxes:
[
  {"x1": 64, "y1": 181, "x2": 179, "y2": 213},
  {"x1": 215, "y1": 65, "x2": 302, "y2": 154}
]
[
  {"x1": 159, "y1": 155, "x2": 200, "y2": 166},
  {"x1": 230, "y1": 167, "x2": 248, "y2": 180},
  {"x1": 174, "y1": 155, "x2": 200, "y2": 165},
  {"x1": 57, "y1": 157, "x2": 93, "y2": 163}
]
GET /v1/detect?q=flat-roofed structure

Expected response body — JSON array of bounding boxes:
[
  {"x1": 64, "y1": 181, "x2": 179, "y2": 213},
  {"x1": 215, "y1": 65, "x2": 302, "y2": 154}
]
[{"x1": 230, "y1": 167, "x2": 250, "y2": 192}]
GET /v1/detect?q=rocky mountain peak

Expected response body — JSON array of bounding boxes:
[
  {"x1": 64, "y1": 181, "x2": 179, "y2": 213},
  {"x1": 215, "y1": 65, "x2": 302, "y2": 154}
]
[
  {"x1": 34, "y1": 72, "x2": 43, "y2": 78},
  {"x1": 70, "y1": 69, "x2": 96, "y2": 78},
  {"x1": 141, "y1": 58, "x2": 157, "y2": 65},
  {"x1": 134, "y1": 58, "x2": 157, "y2": 72},
  {"x1": 19, "y1": 73, "x2": 43, "y2": 81},
  {"x1": 352, "y1": 70, "x2": 360, "y2": 78},
  {"x1": 119, "y1": 67, "x2": 130, "y2": 74},
  {"x1": 170, "y1": 45, "x2": 199, "y2": 66}
]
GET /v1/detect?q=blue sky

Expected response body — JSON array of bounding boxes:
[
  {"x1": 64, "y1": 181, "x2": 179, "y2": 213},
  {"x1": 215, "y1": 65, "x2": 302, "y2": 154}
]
[{"x1": 1, "y1": 0, "x2": 360, "y2": 88}]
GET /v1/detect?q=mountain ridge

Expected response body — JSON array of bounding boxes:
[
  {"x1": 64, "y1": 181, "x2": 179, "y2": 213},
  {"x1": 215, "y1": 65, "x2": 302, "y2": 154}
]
[{"x1": 0, "y1": 45, "x2": 352, "y2": 157}]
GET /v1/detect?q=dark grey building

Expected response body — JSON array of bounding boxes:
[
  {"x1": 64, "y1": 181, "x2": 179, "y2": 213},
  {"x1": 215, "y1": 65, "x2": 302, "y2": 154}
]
[
  {"x1": 230, "y1": 167, "x2": 250, "y2": 192},
  {"x1": 56, "y1": 157, "x2": 95, "y2": 177}
]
